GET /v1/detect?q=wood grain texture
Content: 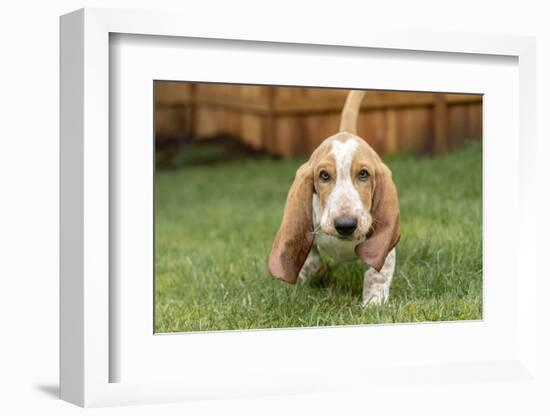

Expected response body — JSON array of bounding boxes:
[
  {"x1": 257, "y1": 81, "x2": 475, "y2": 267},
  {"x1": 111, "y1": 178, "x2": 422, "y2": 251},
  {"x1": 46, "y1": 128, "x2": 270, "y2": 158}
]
[{"x1": 154, "y1": 82, "x2": 483, "y2": 157}]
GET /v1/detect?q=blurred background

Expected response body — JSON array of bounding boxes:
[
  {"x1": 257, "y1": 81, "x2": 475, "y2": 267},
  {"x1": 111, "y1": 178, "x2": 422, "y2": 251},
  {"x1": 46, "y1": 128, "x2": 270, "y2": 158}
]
[{"x1": 154, "y1": 82, "x2": 482, "y2": 168}]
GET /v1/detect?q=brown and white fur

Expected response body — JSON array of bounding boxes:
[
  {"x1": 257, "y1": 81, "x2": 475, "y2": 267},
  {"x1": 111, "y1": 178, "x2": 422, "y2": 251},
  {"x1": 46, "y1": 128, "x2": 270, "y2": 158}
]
[{"x1": 267, "y1": 90, "x2": 400, "y2": 305}]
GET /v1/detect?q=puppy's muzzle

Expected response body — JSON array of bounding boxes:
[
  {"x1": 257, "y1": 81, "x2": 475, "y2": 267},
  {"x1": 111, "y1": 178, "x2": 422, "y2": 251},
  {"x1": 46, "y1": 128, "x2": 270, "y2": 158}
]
[{"x1": 334, "y1": 216, "x2": 358, "y2": 237}]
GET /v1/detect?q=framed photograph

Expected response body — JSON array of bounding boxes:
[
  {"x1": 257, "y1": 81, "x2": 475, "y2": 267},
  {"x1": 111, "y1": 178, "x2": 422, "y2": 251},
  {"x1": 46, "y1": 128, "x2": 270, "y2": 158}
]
[
  {"x1": 152, "y1": 81, "x2": 483, "y2": 334},
  {"x1": 60, "y1": 8, "x2": 539, "y2": 408}
]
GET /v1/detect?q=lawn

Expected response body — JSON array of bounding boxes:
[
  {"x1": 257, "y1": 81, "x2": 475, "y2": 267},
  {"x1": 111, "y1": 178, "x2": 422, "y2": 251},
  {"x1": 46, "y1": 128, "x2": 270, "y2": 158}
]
[{"x1": 154, "y1": 141, "x2": 482, "y2": 333}]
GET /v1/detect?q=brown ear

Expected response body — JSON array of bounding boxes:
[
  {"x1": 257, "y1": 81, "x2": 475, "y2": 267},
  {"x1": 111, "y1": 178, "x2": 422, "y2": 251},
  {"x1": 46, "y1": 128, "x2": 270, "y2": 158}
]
[
  {"x1": 355, "y1": 164, "x2": 400, "y2": 272},
  {"x1": 267, "y1": 162, "x2": 314, "y2": 284}
]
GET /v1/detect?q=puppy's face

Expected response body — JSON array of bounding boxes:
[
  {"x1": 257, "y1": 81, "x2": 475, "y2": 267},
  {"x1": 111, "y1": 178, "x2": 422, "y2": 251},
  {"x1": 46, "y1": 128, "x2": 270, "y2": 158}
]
[{"x1": 312, "y1": 132, "x2": 380, "y2": 241}]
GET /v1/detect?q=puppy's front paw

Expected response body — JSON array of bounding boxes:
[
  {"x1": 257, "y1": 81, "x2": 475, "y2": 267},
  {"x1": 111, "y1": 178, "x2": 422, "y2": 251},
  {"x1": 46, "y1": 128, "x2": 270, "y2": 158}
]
[
  {"x1": 362, "y1": 288, "x2": 388, "y2": 307},
  {"x1": 298, "y1": 262, "x2": 327, "y2": 284},
  {"x1": 298, "y1": 248, "x2": 326, "y2": 283}
]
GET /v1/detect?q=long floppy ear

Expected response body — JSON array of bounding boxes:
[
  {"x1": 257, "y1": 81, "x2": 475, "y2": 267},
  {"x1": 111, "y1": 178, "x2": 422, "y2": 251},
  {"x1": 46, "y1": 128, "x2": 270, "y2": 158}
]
[
  {"x1": 267, "y1": 162, "x2": 314, "y2": 284},
  {"x1": 355, "y1": 164, "x2": 400, "y2": 272}
]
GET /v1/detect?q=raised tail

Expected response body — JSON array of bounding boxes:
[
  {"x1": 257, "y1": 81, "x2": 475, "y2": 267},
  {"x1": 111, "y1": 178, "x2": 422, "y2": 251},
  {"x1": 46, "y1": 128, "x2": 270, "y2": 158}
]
[{"x1": 339, "y1": 90, "x2": 366, "y2": 135}]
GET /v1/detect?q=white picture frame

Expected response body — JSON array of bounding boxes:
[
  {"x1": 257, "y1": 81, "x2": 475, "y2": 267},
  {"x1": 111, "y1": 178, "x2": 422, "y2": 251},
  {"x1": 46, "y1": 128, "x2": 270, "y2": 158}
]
[{"x1": 60, "y1": 7, "x2": 539, "y2": 408}]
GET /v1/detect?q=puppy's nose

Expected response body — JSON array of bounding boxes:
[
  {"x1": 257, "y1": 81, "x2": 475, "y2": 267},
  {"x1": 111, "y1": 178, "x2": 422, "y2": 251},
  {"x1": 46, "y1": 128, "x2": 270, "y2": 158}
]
[{"x1": 334, "y1": 216, "x2": 358, "y2": 236}]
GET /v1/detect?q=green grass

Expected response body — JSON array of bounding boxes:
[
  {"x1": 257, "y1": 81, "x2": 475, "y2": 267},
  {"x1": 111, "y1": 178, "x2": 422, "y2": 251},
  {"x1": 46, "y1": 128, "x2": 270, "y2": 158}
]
[{"x1": 155, "y1": 141, "x2": 482, "y2": 332}]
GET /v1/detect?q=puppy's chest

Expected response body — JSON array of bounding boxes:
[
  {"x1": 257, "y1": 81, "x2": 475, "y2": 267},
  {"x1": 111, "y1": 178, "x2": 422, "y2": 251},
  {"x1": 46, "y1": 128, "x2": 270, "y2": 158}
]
[
  {"x1": 314, "y1": 233, "x2": 359, "y2": 262},
  {"x1": 312, "y1": 195, "x2": 359, "y2": 263}
]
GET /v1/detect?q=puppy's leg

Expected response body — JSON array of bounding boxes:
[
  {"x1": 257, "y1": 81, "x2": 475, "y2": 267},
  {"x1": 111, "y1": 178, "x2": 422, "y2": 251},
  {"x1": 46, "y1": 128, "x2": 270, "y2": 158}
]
[
  {"x1": 362, "y1": 248, "x2": 396, "y2": 306},
  {"x1": 299, "y1": 245, "x2": 326, "y2": 282}
]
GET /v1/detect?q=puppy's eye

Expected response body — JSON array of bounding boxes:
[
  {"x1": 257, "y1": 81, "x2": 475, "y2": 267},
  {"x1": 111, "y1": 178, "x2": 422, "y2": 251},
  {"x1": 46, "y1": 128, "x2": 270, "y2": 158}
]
[
  {"x1": 358, "y1": 169, "x2": 369, "y2": 181},
  {"x1": 319, "y1": 170, "x2": 331, "y2": 182}
]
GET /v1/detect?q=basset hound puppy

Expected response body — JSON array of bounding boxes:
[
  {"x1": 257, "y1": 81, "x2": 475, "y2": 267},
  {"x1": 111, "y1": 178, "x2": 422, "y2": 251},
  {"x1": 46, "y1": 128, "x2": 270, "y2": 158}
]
[{"x1": 268, "y1": 90, "x2": 400, "y2": 305}]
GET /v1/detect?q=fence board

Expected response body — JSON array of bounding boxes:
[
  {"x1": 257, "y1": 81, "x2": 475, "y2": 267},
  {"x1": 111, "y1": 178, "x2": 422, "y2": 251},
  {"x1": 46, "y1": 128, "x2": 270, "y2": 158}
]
[{"x1": 154, "y1": 82, "x2": 482, "y2": 157}]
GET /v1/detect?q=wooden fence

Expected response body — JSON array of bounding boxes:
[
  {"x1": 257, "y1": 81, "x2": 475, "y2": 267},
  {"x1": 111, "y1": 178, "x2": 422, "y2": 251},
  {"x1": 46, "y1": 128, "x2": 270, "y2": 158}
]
[{"x1": 155, "y1": 82, "x2": 482, "y2": 157}]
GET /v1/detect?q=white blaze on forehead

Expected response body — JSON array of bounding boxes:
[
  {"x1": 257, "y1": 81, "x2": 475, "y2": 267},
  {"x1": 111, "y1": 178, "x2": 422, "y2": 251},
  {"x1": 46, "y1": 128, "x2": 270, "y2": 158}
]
[
  {"x1": 330, "y1": 139, "x2": 359, "y2": 180},
  {"x1": 325, "y1": 138, "x2": 362, "y2": 214}
]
